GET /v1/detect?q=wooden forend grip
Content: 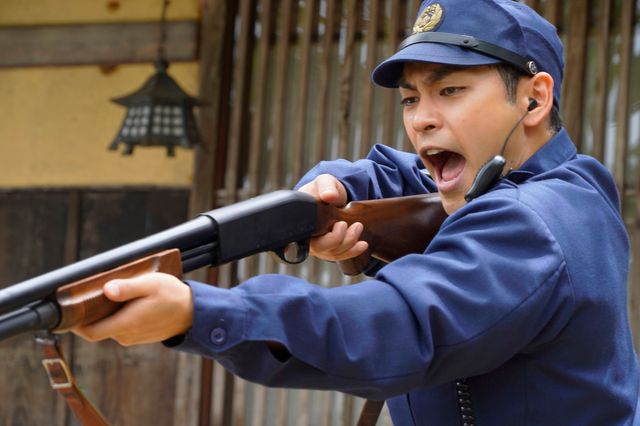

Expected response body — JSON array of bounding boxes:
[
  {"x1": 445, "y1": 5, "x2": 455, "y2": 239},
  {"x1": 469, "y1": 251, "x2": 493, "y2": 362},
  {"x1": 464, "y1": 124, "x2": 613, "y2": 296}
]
[{"x1": 53, "y1": 249, "x2": 183, "y2": 333}]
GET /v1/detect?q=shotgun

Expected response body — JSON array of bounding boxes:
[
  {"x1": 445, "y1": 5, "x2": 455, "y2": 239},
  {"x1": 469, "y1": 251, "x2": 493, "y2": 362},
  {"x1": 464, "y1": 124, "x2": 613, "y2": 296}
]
[{"x1": 0, "y1": 190, "x2": 446, "y2": 341}]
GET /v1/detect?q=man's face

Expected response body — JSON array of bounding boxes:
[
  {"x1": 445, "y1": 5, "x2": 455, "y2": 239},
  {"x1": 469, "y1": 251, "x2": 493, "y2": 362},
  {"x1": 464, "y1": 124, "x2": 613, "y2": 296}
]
[{"x1": 400, "y1": 63, "x2": 526, "y2": 214}]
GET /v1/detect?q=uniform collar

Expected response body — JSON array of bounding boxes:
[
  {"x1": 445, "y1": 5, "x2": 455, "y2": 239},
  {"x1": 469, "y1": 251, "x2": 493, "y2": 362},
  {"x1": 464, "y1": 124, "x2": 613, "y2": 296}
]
[{"x1": 505, "y1": 129, "x2": 576, "y2": 183}]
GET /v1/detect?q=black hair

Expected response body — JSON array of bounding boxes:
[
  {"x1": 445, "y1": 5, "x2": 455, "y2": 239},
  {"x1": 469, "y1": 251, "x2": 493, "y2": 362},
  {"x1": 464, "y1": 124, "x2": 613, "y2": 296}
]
[{"x1": 489, "y1": 63, "x2": 562, "y2": 132}]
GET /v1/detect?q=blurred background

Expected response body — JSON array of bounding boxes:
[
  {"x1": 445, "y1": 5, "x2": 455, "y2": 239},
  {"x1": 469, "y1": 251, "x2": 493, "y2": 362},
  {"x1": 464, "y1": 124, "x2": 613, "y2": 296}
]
[{"x1": 0, "y1": 0, "x2": 639, "y2": 425}]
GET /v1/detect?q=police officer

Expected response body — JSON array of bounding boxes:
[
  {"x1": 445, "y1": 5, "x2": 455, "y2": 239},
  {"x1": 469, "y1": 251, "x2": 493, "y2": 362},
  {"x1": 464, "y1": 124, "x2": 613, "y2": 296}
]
[{"x1": 73, "y1": 1, "x2": 640, "y2": 424}]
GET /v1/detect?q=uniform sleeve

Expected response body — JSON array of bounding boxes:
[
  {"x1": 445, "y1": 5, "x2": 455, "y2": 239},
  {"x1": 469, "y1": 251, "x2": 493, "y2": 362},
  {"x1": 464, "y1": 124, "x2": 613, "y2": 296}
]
[
  {"x1": 170, "y1": 193, "x2": 575, "y2": 399},
  {"x1": 294, "y1": 144, "x2": 437, "y2": 200}
]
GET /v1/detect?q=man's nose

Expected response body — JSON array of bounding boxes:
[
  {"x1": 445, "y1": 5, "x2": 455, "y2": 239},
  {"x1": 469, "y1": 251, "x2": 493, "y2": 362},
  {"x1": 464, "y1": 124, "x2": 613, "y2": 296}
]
[{"x1": 410, "y1": 100, "x2": 441, "y2": 133}]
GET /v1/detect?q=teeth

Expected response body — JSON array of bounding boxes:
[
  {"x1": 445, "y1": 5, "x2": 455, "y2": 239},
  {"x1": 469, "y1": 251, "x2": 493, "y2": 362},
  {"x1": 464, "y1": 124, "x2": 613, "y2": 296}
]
[{"x1": 426, "y1": 148, "x2": 444, "y2": 156}]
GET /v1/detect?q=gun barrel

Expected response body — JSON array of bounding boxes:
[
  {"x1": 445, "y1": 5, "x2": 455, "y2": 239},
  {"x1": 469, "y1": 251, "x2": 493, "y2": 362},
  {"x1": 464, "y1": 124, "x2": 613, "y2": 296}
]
[
  {"x1": 0, "y1": 190, "x2": 318, "y2": 319},
  {"x1": 0, "y1": 300, "x2": 59, "y2": 341},
  {"x1": 0, "y1": 215, "x2": 218, "y2": 316}
]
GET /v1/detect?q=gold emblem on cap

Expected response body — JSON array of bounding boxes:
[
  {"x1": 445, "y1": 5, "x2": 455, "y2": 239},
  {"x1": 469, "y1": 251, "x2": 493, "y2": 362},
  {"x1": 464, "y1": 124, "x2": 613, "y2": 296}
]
[{"x1": 412, "y1": 3, "x2": 444, "y2": 34}]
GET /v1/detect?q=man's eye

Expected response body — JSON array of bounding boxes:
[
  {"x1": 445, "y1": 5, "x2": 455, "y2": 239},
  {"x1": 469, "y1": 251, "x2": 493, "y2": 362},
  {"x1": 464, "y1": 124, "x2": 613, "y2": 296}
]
[
  {"x1": 401, "y1": 96, "x2": 418, "y2": 106},
  {"x1": 440, "y1": 87, "x2": 463, "y2": 96}
]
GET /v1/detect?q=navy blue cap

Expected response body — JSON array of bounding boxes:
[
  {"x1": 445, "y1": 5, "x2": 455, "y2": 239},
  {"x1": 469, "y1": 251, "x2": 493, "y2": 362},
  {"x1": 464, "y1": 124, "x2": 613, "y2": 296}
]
[{"x1": 372, "y1": 0, "x2": 564, "y2": 106}]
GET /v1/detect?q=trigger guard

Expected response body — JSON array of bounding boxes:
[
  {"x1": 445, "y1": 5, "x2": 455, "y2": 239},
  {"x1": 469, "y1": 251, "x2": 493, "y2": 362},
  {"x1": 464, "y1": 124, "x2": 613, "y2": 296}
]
[{"x1": 272, "y1": 241, "x2": 309, "y2": 264}]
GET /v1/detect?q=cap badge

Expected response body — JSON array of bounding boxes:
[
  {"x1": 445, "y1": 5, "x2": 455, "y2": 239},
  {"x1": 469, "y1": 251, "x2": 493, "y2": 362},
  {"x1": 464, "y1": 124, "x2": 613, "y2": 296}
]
[{"x1": 412, "y1": 3, "x2": 444, "y2": 34}]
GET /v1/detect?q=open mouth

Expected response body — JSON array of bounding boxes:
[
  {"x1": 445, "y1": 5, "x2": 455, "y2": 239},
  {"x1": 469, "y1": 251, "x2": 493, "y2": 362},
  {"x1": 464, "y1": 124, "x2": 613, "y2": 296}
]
[{"x1": 423, "y1": 149, "x2": 466, "y2": 186}]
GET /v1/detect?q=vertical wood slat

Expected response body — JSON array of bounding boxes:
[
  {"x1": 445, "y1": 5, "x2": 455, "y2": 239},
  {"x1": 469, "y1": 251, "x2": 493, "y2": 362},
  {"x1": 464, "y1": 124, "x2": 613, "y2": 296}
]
[
  {"x1": 360, "y1": 0, "x2": 381, "y2": 158},
  {"x1": 63, "y1": 192, "x2": 82, "y2": 426},
  {"x1": 221, "y1": 370, "x2": 237, "y2": 426},
  {"x1": 248, "y1": 0, "x2": 276, "y2": 196},
  {"x1": 403, "y1": 0, "x2": 421, "y2": 152},
  {"x1": 228, "y1": 0, "x2": 257, "y2": 403},
  {"x1": 222, "y1": 1, "x2": 257, "y2": 424},
  {"x1": 591, "y1": 0, "x2": 612, "y2": 163},
  {"x1": 314, "y1": 0, "x2": 340, "y2": 164},
  {"x1": 560, "y1": 0, "x2": 588, "y2": 149},
  {"x1": 382, "y1": 1, "x2": 404, "y2": 149},
  {"x1": 240, "y1": 0, "x2": 276, "y2": 334},
  {"x1": 634, "y1": 0, "x2": 640, "y2": 353},
  {"x1": 338, "y1": 0, "x2": 360, "y2": 159},
  {"x1": 225, "y1": 0, "x2": 257, "y2": 202},
  {"x1": 192, "y1": 0, "x2": 237, "y2": 215},
  {"x1": 614, "y1": 0, "x2": 635, "y2": 205},
  {"x1": 269, "y1": 0, "x2": 296, "y2": 189},
  {"x1": 337, "y1": 1, "x2": 363, "y2": 408},
  {"x1": 306, "y1": 0, "x2": 340, "y2": 301},
  {"x1": 210, "y1": 358, "x2": 227, "y2": 426},
  {"x1": 188, "y1": 3, "x2": 234, "y2": 424},
  {"x1": 193, "y1": 0, "x2": 238, "y2": 424},
  {"x1": 231, "y1": 373, "x2": 247, "y2": 426},
  {"x1": 633, "y1": 225, "x2": 640, "y2": 347},
  {"x1": 74, "y1": 190, "x2": 188, "y2": 426},
  {"x1": 245, "y1": 2, "x2": 276, "y2": 420},
  {"x1": 524, "y1": 0, "x2": 543, "y2": 10},
  {"x1": 543, "y1": 0, "x2": 563, "y2": 31},
  {"x1": 250, "y1": 383, "x2": 266, "y2": 426},
  {"x1": 292, "y1": 0, "x2": 319, "y2": 182},
  {"x1": 410, "y1": 0, "x2": 421, "y2": 19},
  {"x1": 0, "y1": 193, "x2": 69, "y2": 426}
]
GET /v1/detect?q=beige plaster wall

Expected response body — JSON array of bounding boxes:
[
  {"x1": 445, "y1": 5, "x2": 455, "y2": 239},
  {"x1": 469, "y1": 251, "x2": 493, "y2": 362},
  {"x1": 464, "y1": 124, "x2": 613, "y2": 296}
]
[
  {"x1": 0, "y1": 0, "x2": 198, "y2": 25},
  {"x1": 0, "y1": 0, "x2": 199, "y2": 188}
]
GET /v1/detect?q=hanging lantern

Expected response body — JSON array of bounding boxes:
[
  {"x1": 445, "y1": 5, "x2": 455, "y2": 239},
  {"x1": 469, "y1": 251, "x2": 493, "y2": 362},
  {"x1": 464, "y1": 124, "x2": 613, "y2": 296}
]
[{"x1": 108, "y1": 0, "x2": 203, "y2": 156}]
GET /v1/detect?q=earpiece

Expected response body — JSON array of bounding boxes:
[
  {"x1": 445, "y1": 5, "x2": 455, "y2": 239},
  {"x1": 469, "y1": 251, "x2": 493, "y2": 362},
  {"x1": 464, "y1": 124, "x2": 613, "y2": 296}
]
[{"x1": 464, "y1": 100, "x2": 537, "y2": 202}]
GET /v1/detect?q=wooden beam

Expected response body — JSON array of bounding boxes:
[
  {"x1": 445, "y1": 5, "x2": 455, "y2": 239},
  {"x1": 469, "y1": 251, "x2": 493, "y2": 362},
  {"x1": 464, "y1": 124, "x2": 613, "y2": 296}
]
[
  {"x1": 0, "y1": 21, "x2": 198, "y2": 68},
  {"x1": 186, "y1": 1, "x2": 235, "y2": 426}
]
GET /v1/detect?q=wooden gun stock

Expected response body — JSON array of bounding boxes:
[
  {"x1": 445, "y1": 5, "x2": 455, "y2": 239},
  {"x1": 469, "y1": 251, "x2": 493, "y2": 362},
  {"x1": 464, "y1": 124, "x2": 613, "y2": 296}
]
[{"x1": 315, "y1": 193, "x2": 447, "y2": 275}]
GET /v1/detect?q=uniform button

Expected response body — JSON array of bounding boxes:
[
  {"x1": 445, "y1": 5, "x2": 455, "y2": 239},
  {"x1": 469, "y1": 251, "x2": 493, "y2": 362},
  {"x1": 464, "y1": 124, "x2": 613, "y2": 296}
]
[{"x1": 210, "y1": 327, "x2": 227, "y2": 345}]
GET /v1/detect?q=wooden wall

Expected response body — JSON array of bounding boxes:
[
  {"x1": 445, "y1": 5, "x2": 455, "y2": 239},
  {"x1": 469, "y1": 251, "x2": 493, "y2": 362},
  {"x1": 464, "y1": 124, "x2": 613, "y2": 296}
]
[
  {"x1": 0, "y1": 188, "x2": 190, "y2": 425},
  {"x1": 0, "y1": 0, "x2": 199, "y2": 188}
]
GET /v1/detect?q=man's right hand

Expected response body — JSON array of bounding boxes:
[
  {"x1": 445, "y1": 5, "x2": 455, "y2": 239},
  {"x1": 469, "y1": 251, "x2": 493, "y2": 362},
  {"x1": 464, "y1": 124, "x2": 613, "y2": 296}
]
[{"x1": 297, "y1": 174, "x2": 369, "y2": 261}]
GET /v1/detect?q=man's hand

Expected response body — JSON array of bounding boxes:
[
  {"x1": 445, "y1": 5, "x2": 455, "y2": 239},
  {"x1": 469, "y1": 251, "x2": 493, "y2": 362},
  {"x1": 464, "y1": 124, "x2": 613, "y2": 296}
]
[
  {"x1": 297, "y1": 174, "x2": 369, "y2": 261},
  {"x1": 71, "y1": 272, "x2": 193, "y2": 346}
]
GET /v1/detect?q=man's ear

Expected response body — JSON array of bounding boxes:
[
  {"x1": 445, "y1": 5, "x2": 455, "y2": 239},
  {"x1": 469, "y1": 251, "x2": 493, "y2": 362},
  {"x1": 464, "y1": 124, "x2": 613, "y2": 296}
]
[{"x1": 522, "y1": 72, "x2": 554, "y2": 128}]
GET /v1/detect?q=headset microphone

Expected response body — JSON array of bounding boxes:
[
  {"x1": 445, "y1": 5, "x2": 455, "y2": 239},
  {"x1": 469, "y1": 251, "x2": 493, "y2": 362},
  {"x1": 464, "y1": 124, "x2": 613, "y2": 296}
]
[{"x1": 464, "y1": 99, "x2": 538, "y2": 202}]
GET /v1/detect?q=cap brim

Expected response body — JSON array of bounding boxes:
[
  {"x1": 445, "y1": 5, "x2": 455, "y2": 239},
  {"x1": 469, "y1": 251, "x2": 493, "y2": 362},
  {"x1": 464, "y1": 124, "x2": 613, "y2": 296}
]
[{"x1": 372, "y1": 42, "x2": 502, "y2": 88}]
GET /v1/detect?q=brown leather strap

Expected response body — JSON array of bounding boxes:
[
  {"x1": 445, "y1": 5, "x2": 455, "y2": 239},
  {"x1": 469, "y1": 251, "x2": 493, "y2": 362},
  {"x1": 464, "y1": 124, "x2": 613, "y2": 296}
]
[
  {"x1": 357, "y1": 399, "x2": 385, "y2": 426},
  {"x1": 36, "y1": 332, "x2": 110, "y2": 426},
  {"x1": 35, "y1": 330, "x2": 379, "y2": 426}
]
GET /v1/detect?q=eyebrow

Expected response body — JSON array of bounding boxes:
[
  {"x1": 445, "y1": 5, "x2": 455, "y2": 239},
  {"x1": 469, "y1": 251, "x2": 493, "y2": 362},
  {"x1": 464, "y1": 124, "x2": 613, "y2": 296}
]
[{"x1": 397, "y1": 65, "x2": 463, "y2": 89}]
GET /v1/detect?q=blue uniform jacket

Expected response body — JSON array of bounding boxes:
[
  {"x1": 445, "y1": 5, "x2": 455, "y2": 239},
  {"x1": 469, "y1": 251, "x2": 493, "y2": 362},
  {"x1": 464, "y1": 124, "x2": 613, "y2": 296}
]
[{"x1": 171, "y1": 130, "x2": 640, "y2": 425}]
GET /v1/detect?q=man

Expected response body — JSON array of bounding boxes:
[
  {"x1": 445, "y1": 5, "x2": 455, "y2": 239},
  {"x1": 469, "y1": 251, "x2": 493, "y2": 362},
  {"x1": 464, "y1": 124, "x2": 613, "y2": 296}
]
[{"x1": 73, "y1": 0, "x2": 640, "y2": 424}]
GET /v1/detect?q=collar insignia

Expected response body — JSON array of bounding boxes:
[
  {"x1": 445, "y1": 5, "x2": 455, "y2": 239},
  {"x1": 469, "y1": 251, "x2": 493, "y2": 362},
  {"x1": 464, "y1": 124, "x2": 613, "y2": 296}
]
[{"x1": 412, "y1": 3, "x2": 444, "y2": 34}]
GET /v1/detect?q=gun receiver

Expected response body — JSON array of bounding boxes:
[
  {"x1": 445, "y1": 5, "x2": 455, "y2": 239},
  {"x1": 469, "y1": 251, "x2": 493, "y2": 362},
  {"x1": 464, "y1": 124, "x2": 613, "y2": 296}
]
[{"x1": 0, "y1": 190, "x2": 446, "y2": 341}]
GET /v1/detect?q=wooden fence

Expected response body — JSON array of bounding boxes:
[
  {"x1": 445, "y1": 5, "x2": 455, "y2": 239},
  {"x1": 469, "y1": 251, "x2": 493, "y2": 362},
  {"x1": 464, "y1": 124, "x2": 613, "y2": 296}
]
[
  {"x1": 190, "y1": 0, "x2": 640, "y2": 425},
  {"x1": 1, "y1": 0, "x2": 639, "y2": 425}
]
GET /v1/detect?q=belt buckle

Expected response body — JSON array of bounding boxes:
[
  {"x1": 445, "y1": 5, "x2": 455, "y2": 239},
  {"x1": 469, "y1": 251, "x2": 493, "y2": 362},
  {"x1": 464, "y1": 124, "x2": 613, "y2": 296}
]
[{"x1": 42, "y1": 358, "x2": 73, "y2": 390}]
